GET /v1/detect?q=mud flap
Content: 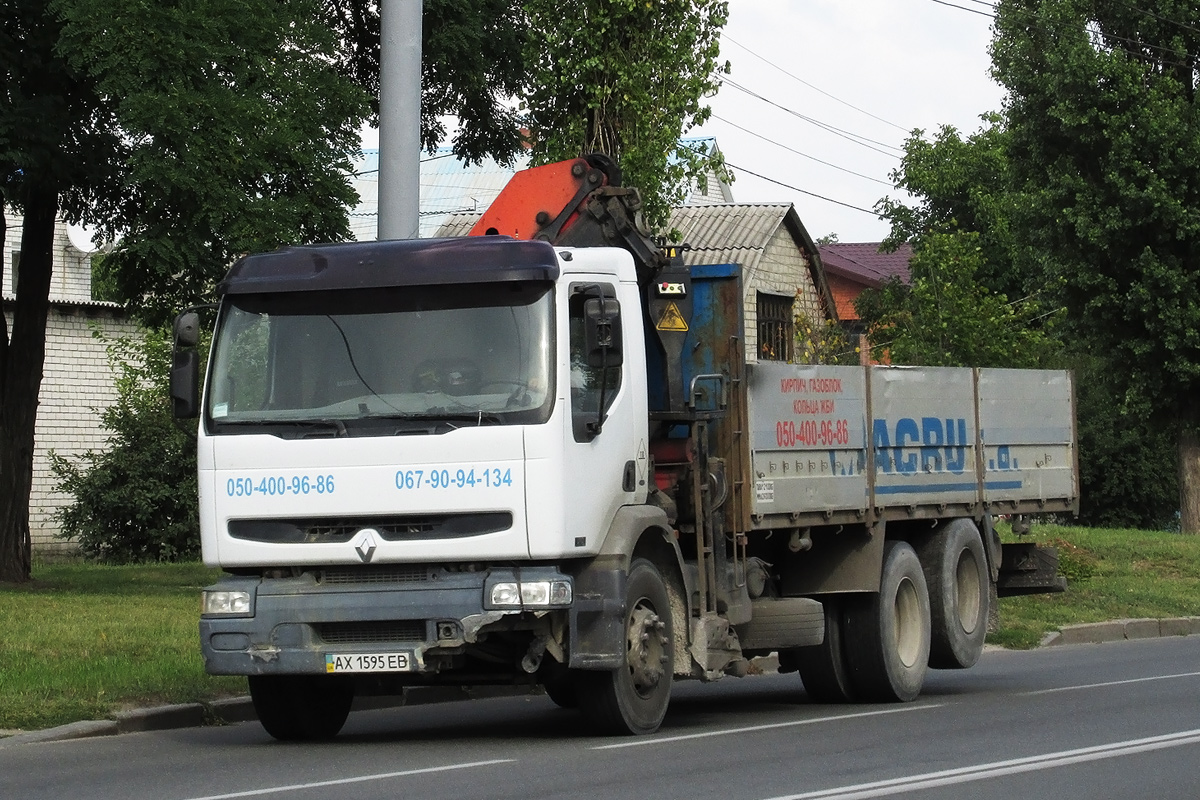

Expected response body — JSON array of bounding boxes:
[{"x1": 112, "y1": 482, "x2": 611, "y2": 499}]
[
  {"x1": 996, "y1": 542, "x2": 1068, "y2": 597},
  {"x1": 568, "y1": 564, "x2": 626, "y2": 670}
]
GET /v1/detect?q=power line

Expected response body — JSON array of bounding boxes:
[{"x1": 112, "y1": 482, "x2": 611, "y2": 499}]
[
  {"x1": 724, "y1": 161, "x2": 881, "y2": 216},
  {"x1": 926, "y1": 0, "x2": 993, "y2": 18},
  {"x1": 352, "y1": 150, "x2": 458, "y2": 178},
  {"x1": 721, "y1": 78, "x2": 905, "y2": 158},
  {"x1": 721, "y1": 34, "x2": 910, "y2": 133},
  {"x1": 711, "y1": 114, "x2": 893, "y2": 186}
]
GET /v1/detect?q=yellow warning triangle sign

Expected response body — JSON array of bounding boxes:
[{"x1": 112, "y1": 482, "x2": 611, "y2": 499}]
[{"x1": 656, "y1": 302, "x2": 689, "y2": 332}]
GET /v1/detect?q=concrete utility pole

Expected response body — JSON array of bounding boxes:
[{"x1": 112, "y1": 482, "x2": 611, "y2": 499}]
[{"x1": 377, "y1": 0, "x2": 422, "y2": 240}]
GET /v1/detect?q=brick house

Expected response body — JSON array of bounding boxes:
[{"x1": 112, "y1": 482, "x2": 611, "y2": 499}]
[
  {"x1": 818, "y1": 241, "x2": 913, "y2": 338},
  {"x1": 667, "y1": 203, "x2": 836, "y2": 364},
  {"x1": 3, "y1": 207, "x2": 139, "y2": 556}
]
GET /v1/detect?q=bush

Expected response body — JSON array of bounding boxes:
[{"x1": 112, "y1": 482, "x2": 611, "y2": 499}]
[
  {"x1": 1071, "y1": 355, "x2": 1178, "y2": 530},
  {"x1": 52, "y1": 327, "x2": 200, "y2": 563}
]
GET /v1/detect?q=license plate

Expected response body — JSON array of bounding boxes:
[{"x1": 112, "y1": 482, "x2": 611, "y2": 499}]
[{"x1": 325, "y1": 652, "x2": 414, "y2": 673}]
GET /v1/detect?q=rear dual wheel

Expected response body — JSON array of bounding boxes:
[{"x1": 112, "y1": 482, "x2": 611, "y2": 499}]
[
  {"x1": 841, "y1": 540, "x2": 932, "y2": 702},
  {"x1": 917, "y1": 519, "x2": 990, "y2": 669}
]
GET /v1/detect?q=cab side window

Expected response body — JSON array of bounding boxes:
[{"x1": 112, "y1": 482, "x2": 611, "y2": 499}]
[{"x1": 569, "y1": 283, "x2": 620, "y2": 442}]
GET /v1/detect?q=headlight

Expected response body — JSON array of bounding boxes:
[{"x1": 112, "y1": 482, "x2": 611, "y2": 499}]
[
  {"x1": 202, "y1": 590, "x2": 252, "y2": 616},
  {"x1": 489, "y1": 580, "x2": 572, "y2": 608}
]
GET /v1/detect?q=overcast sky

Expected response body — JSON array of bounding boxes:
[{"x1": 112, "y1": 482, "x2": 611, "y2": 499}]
[{"x1": 696, "y1": 0, "x2": 1005, "y2": 243}]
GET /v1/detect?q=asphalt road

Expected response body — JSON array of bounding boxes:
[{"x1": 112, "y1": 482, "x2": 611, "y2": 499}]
[{"x1": 3, "y1": 636, "x2": 1199, "y2": 800}]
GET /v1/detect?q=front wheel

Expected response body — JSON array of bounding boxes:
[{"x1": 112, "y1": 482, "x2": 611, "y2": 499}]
[
  {"x1": 248, "y1": 675, "x2": 354, "y2": 741},
  {"x1": 578, "y1": 558, "x2": 674, "y2": 735}
]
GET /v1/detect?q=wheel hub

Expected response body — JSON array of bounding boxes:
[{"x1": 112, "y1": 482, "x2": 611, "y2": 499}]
[{"x1": 627, "y1": 604, "x2": 669, "y2": 696}]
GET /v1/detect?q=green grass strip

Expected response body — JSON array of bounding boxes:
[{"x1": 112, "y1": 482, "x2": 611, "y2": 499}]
[
  {"x1": 0, "y1": 562, "x2": 243, "y2": 731},
  {"x1": 991, "y1": 524, "x2": 1200, "y2": 649}
]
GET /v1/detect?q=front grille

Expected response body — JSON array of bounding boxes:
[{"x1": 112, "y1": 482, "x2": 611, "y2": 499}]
[
  {"x1": 316, "y1": 620, "x2": 425, "y2": 644},
  {"x1": 319, "y1": 565, "x2": 431, "y2": 585},
  {"x1": 228, "y1": 512, "x2": 512, "y2": 544}
]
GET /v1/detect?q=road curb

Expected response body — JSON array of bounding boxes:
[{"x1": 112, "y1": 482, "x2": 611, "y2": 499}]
[
  {"x1": 0, "y1": 684, "x2": 540, "y2": 748},
  {"x1": 1038, "y1": 616, "x2": 1200, "y2": 647}
]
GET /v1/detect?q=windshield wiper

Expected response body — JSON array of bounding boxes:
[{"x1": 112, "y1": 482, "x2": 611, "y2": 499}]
[
  {"x1": 360, "y1": 411, "x2": 504, "y2": 432},
  {"x1": 413, "y1": 411, "x2": 503, "y2": 425},
  {"x1": 213, "y1": 419, "x2": 348, "y2": 438}
]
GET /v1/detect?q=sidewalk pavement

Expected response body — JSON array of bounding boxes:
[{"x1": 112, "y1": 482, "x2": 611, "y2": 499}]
[{"x1": 3, "y1": 618, "x2": 1198, "y2": 748}]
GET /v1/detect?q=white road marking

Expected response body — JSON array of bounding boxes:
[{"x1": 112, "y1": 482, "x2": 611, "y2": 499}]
[
  {"x1": 758, "y1": 729, "x2": 1200, "y2": 800},
  {"x1": 1021, "y1": 670, "x2": 1200, "y2": 696},
  {"x1": 179, "y1": 758, "x2": 515, "y2": 800},
  {"x1": 590, "y1": 705, "x2": 943, "y2": 750}
]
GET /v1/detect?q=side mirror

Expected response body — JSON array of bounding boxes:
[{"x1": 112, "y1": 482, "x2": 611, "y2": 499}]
[
  {"x1": 583, "y1": 296, "x2": 622, "y2": 367},
  {"x1": 174, "y1": 311, "x2": 200, "y2": 348},
  {"x1": 170, "y1": 311, "x2": 201, "y2": 419}
]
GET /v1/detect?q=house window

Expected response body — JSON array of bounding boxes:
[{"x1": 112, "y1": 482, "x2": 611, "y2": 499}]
[{"x1": 757, "y1": 292, "x2": 793, "y2": 361}]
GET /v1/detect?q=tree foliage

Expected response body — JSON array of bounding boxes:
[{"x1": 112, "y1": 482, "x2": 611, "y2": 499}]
[
  {"x1": 52, "y1": 329, "x2": 200, "y2": 563},
  {"x1": 522, "y1": 0, "x2": 730, "y2": 229},
  {"x1": 877, "y1": 117, "x2": 1031, "y2": 301},
  {"x1": 855, "y1": 231, "x2": 1057, "y2": 368},
  {"x1": 56, "y1": 0, "x2": 372, "y2": 327},
  {"x1": 992, "y1": 0, "x2": 1200, "y2": 530},
  {"x1": 1071, "y1": 354, "x2": 1179, "y2": 530}
]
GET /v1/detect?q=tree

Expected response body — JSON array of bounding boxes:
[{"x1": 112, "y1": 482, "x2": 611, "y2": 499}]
[
  {"x1": 521, "y1": 0, "x2": 730, "y2": 229},
  {"x1": 992, "y1": 0, "x2": 1200, "y2": 531},
  {"x1": 854, "y1": 231, "x2": 1057, "y2": 368},
  {"x1": 1, "y1": 0, "x2": 371, "y2": 581}
]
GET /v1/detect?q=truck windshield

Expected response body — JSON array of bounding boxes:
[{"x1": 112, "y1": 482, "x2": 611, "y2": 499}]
[{"x1": 206, "y1": 282, "x2": 554, "y2": 435}]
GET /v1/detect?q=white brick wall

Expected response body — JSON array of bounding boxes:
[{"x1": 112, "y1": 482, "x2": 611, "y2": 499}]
[
  {"x1": 4, "y1": 206, "x2": 139, "y2": 555},
  {"x1": 742, "y1": 226, "x2": 823, "y2": 363}
]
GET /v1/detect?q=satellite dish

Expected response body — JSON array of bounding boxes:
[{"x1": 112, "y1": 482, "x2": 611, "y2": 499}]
[
  {"x1": 66, "y1": 222, "x2": 119, "y2": 254},
  {"x1": 66, "y1": 222, "x2": 99, "y2": 253}
]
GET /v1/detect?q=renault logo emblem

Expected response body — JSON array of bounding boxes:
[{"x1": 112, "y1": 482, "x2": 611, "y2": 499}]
[{"x1": 353, "y1": 529, "x2": 379, "y2": 563}]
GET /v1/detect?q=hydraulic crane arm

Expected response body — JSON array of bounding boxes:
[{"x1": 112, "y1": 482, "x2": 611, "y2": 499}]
[{"x1": 469, "y1": 154, "x2": 666, "y2": 286}]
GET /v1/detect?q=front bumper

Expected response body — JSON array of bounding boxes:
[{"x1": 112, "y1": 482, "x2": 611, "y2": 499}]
[{"x1": 200, "y1": 565, "x2": 573, "y2": 676}]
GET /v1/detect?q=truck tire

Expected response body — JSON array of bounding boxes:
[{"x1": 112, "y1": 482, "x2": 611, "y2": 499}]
[
  {"x1": 248, "y1": 675, "x2": 354, "y2": 741},
  {"x1": 917, "y1": 518, "x2": 989, "y2": 669},
  {"x1": 781, "y1": 597, "x2": 857, "y2": 703},
  {"x1": 577, "y1": 558, "x2": 673, "y2": 735},
  {"x1": 538, "y1": 657, "x2": 580, "y2": 709},
  {"x1": 842, "y1": 540, "x2": 931, "y2": 702}
]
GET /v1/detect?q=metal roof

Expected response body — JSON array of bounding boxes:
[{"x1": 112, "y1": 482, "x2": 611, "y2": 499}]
[
  {"x1": 668, "y1": 203, "x2": 791, "y2": 269},
  {"x1": 819, "y1": 242, "x2": 912, "y2": 286},
  {"x1": 437, "y1": 203, "x2": 793, "y2": 263}
]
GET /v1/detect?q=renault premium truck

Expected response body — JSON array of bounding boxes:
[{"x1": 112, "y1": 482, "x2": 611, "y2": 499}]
[{"x1": 171, "y1": 156, "x2": 1076, "y2": 740}]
